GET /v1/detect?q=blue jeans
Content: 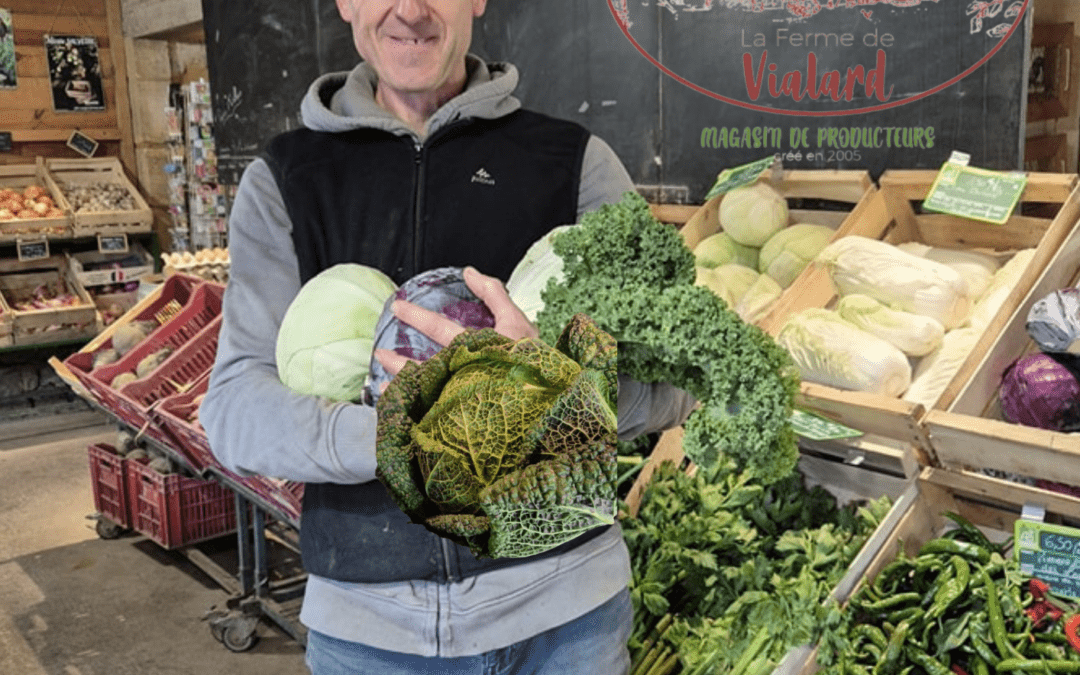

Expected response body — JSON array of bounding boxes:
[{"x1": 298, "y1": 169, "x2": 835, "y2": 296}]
[{"x1": 305, "y1": 587, "x2": 632, "y2": 675}]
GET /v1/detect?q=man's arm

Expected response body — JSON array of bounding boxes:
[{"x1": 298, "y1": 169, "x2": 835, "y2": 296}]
[
  {"x1": 198, "y1": 158, "x2": 379, "y2": 484},
  {"x1": 578, "y1": 135, "x2": 697, "y2": 439}
]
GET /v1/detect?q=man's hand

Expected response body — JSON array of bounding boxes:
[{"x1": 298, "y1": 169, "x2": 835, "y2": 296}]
[{"x1": 373, "y1": 266, "x2": 537, "y2": 382}]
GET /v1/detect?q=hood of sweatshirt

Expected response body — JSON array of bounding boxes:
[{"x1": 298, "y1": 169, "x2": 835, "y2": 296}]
[{"x1": 299, "y1": 54, "x2": 521, "y2": 141}]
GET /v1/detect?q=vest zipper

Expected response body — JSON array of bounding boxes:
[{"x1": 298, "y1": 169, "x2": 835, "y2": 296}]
[{"x1": 412, "y1": 142, "x2": 424, "y2": 274}]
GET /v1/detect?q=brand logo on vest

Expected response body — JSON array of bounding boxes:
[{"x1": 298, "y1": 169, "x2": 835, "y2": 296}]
[{"x1": 471, "y1": 168, "x2": 495, "y2": 186}]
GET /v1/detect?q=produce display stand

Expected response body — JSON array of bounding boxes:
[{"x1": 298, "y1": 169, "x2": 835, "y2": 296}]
[
  {"x1": 923, "y1": 200, "x2": 1080, "y2": 490},
  {"x1": 0, "y1": 158, "x2": 72, "y2": 242},
  {"x1": 0, "y1": 255, "x2": 100, "y2": 346},
  {"x1": 752, "y1": 171, "x2": 1080, "y2": 461},
  {"x1": 49, "y1": 274, "x2": 308, "y2": 652},
  {"x1": 45, "y1": 157, "x2": 153, "y2": 237},
  {"x1": 794, "y1": 466, "x2": 1080, "y2": 675}
]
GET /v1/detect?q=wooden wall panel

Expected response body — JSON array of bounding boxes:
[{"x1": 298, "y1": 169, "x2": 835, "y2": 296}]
[{"x1": 0, "y1": 0, "x2": 127, "y2": 169}]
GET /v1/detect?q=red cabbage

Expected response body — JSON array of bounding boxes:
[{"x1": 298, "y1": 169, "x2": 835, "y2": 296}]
[
  {"x1": 999, "y1": 352, "x2": 1080, "y2": 431},
  {"x1": 365, "y1": 267, "x2": 494, "y2": 404}
]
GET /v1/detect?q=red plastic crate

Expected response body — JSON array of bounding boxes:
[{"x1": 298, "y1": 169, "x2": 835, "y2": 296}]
[
  {"x1": 154, "y1": 372, "x2": 214, "y2": 471},
  {"x1": 87, "y1": 443, "x2": 130, "y2": 529},
  {"x1": 126, "y1": 456, "x2": 236, "y2": 549},
  {"x1": 64, "y1": 277, "x2": 222, "y2": 420}
]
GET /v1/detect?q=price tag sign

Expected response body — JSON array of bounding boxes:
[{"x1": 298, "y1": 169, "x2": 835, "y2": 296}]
[
  {"x1": 66, "y1": 130, "x2": 99, "y2": 158},
  {"x1": 16, "y1": 236, "x2": 49, "y2": 262},
  {"x1": 97, "y1": 233, "x2": 128, "y2": 253},
  {"x1": 789, "y1": 409, "x2": 863, "y2": 441},
  {"x1": 0, "y1": 132, "x2": 11, "y2": 152},
  {"x1": 923, "y1": 157, "x2": 1027, "y2": 225},
  {"x1": 1016, "y1": 519, "x2": 1080, "y2": 600},
  {"x1": 705, "y1": 156, "x2": 779, "y2": 200}
]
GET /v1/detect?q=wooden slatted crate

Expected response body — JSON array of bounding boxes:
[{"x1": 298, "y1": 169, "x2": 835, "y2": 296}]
[
  {"x1": 0, "y1": 255, "x2": 99, "y2": 346},
  {"x1": 46, "y1": 157, "x2": 152, "y2": 235},
  {"x1": 753, "y1": 171, "x2": 1080, "y2": 460},
  {"x1": 923, "y1": 202, "x2": 1080, "y2": 489},
  {"x1": 0, "y1": 158, "x2": 72, "y2": 242}
]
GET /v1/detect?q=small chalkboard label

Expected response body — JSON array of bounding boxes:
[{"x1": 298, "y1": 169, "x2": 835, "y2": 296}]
[
  {"x1": 705, "y1": 156, "x2": 779, "y2": 200},
  {"x1": 0, "y1": 132, "x2": 11, "y2": 152},
  {"x1": 66, "y1": 130, "x2": 99, "y2": 158},
  {"x1": 16, "y1": 236, "x2": 49, "y2": 262},
  {"x1": 97, "y1": 233, "x2": 128, "y2": 253},
  {"x1": 789, "y1": 408, "x2": 863, "y2": 441},
  {"x1": 1016, "y1": 519, "x2": 1080, "y2": 600},
  {"x1": 923, "y1": 159, "x2": 1027, "y2": 225}
]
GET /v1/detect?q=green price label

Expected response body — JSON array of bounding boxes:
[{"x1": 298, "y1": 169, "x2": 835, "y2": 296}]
[
  {"x1": 705, "y1": 156, "x2": 777, "y2": 200},
  {"x1": 923, "y1": 161, "x2": 1027, "y2": 225},
  {"x1": 789, "y1": 409, "x2": 863, "y2": 441},
  {"x1": 1015, "y1": 519, "x2": 1080, "y2": 600}
]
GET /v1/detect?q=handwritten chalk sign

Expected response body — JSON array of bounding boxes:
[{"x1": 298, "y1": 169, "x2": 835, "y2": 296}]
[
  {"x1": 66, "y1": 130, "x2": 99, "y2": 158},
  {"x1": 97, "y1": 233, "x2": 128, "y2": 253},
  {"x1": 922, "y1": 160, "x2": 1027, "y2": 225},
  {"x1": 0, "y1": 132, "x2": 11, "y2": 152},
  {"x1": 789, "y1": 409, "x2": 863, "y2": 441},
  {"x1": 704, "y1": 156, "x2": 779, "y2": 200},
  {"x1": 1016, "y1": 519, "x2": 1080, "y2": 600},
  {"x1": 16, "y1": 236, "x2": 49, "y2": 262}
]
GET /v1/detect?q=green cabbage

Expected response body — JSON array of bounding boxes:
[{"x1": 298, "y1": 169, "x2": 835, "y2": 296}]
[
  {"x1": 276, "y1": 263, "x2": 397, "y2": 401},
  {"x1": 693, "y1": 231, "x2": 759, "y2": 269},
  {"x1": 719, "y1": 181, "x2": 789, "y2": 247},
  {"x1": 375, "y1": 313, "x2": 618, "y2": 559},
  {"x1": 758, "y1": 223, "x2": 835, "y2": 287},
  {"x1": 695, "y1": 263, "x2": 760, "y2": 306},
  {"x1": 734, "y1": 272, "x2": 783, "y2": 324}
]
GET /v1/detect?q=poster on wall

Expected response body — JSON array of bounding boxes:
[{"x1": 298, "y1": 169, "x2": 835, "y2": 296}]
[
  {"x1": 0, "y1": 9, "x2": 16, "y2": 90},
  {"x1": 45, "y1": 35, "x2": 105, "y2": 112}
]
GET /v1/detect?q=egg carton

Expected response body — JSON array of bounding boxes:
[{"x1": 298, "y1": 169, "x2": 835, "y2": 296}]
[{"x1": 162, "y1": 248, "x2": 230, "y2": 284}]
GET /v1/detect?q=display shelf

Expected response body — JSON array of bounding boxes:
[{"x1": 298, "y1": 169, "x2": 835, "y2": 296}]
[{"x1": 750, "y1": 171, "x2": 1080, "y2": 457}]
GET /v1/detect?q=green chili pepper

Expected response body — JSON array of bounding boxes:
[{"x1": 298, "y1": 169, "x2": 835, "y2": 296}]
[
  {"x1": 927, "y1": 556, "x2": 970, "y2": 620},
  {"x1": 852, "y1": 625, "x2": 889, "y2": 651},
  {"x1": 919, "y1": 538, "x2": 992, "y2": 564},
  {"x1": 876, "y1": 620, "x2": 910, "y2": 675},
  {"x1": 970, "y1": 655, "x2": 991, "y2": 675},
  {"x1": 970, "y1": 636, "x2": 1001, "y2": 667},
  {"x1": 888, "y1": 606, "x2": 924, "y2": 624},
  {"x1": 943, "y1": 511, "x2": 997, "y2": 552},
  {"x1": 995, "y1": 659, "x2": 1080, "y2": 672},
  {"x1": 905, "y1": 647, "x2": 951, "y2": 675},
  {"x1": 1028, "y1": 641, "x2": 1066, "y2": 660},
  {"x1": 981, "y1": 566, "x2": 1024, "y2": 661},
  {"x1": 862, "y1": 593, "x2": 922, "y2": 614}
]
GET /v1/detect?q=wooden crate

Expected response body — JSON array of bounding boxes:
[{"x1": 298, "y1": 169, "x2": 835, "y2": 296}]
[
  {"x1": 678, "y1": 169, "x2": 878, "y2": 252},
  {"x1": 796, "y1": 465, "x2": 1080, "y2": 674},
  {"x1": 0, "y1": 291, "x2": 12, "y2": 348},
  {"x1": 46, "y1": 157, "x2": 153, "y2": 235},
  {"x1": 753, "y1": 171, "x2": 1080, "y2": 460},
  {"x1": 0, "y1": 255, "x2": 99, "y2": 346},
  {"x1": 0, "y1": 158, "x2": 72, "y2": 242},
  {"x1": 67, "y1": 241, "x2": 155, "y2": 288},
  {"x1": 625, "y1": 426, "x2": 916, "y2": 675},
  {"x1": 924, "y1": 205, "x2": 1080, "y2": 488}
]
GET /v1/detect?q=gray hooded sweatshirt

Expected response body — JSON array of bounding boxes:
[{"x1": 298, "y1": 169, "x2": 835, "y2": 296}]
[{"x1": 199, "y1": 56, "x2": 693, "y2": 657}]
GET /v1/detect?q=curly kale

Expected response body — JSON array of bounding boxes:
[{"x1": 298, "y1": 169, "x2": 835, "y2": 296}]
[
  {"x1": 536, "y1": 192, "x2": 800, "y2": 485},
  {"x1": 375, "y1": 313, "x2": 619, "y2": 559}
]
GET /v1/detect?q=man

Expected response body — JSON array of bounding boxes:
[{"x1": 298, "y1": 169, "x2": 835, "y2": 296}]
[{"x1": 200, "y1": 0, "x2": 693, "y2": 672}]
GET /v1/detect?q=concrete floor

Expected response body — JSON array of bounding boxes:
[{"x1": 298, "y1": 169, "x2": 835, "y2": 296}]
[{"x1": 0, "y1": 421, "x2": 309, "y2": 675}]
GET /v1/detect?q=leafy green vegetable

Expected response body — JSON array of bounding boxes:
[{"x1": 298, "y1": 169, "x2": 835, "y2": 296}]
[
  {"x1": 622, "y1": 460, "x2": 891, "y2": 675},
  {"x1": 276, "y1": 263, "x2": 397, "y2": 401},
  {"x1": 375, "y1": 313, "x2": 619, "y2": 559},
  {"x1": 536, "y1": 192, "x2": 800, "y2": 484}
]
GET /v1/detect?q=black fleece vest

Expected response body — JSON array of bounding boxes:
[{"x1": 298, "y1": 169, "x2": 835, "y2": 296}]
[{"x1": 264, "y1": 109, "x2": 608, "y2": 583}]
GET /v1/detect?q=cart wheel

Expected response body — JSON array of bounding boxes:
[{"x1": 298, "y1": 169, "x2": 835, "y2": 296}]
[
  {"x1": 222, "y1": 620, "x2": 259, "y2": 652},
  {"x1": 95, "y1": 518, "x2": 124, "y2": 539}
]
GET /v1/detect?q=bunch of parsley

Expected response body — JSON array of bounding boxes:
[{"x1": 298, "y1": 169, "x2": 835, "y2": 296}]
[{"x1": 621, "y1": 460, "x2": 891, "y2": 675}]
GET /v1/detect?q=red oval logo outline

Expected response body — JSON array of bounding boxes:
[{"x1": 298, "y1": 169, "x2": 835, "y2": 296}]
[{"x1": 607, "y1": 0, "x2": 1030, "y2": 118}]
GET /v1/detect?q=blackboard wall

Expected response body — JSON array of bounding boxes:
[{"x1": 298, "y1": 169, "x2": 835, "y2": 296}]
[{"x1": 202, "y1": 0, "x2": 1030, "y2": 203}]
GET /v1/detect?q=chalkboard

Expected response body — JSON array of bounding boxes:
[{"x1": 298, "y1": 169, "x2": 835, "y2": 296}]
[
  {"x1": 201, "y1": 0, "x2": 1030, "y2": 202},
  {"x1": 1016, "y1": 519, "x2": 1080, "y2": 600}
]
